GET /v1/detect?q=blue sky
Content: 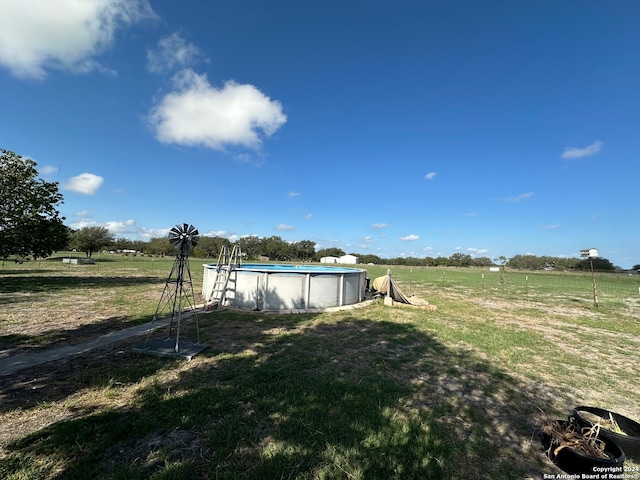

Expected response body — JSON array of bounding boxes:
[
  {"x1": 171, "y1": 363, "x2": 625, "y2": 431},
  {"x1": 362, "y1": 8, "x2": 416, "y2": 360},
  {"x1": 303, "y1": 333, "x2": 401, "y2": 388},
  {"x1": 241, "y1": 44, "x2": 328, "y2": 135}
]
[{"x1": 1, "y1": 1, "x2": 638, "y2": 268}]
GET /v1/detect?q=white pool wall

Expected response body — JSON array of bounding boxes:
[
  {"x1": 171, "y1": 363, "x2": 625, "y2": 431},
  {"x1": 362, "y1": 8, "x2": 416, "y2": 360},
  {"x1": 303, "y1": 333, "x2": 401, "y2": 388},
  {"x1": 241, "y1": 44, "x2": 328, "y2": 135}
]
[{"x1": 203, "y1": 263, "x2": 367, "y2": 311}]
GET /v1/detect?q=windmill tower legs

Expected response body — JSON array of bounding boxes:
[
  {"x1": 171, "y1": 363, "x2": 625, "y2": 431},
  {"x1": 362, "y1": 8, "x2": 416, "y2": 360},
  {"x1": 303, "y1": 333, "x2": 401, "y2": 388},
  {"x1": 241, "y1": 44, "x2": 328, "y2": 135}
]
[{"x1": 133, "y1": 224, "x2": 208, "y2": 360}]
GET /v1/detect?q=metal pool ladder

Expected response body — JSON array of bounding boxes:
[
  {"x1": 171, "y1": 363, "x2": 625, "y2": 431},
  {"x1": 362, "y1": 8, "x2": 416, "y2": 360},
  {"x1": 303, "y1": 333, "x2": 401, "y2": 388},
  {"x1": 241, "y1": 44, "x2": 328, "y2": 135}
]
[{"x1": 208, "y1": 245, "x2": 242, "y2": 307}]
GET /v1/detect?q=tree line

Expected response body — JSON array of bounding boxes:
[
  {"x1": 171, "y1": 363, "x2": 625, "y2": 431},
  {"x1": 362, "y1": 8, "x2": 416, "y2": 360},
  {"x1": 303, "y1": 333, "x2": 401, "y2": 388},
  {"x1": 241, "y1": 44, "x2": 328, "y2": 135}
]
[
  {"x1": 1, "y1": 149, "x2": 634, "y2": 272},
  {"x1": 29, "y1": 225, "x2": 628, "y2": 272}
]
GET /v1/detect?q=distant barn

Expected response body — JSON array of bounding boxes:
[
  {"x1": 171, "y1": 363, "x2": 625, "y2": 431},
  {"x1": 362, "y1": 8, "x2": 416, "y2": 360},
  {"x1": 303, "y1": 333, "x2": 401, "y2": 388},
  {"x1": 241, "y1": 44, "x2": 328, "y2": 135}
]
[
  {"x1": 339, "y1": 254, "x2": 358, "y2": 264},
  {"x1": 320, "y1": 256, "x2": 339, "y2": 264},
  {"x1": 320, "y1": 255, "x2": 358, "y2": 264}
]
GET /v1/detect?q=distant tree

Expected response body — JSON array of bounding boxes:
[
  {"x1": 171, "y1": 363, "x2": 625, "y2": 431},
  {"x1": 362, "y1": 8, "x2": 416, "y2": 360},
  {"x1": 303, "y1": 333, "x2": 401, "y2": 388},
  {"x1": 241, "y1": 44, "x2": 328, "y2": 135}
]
[
  {"x1": 359, "y1": 254, "x2": 382, "y2": 264},
  {"x1": 0, "y1": 149, "x2": 68, "y2": 259},
  {"x1": 236, "y1": 235, "x2": 262, "y2": 260},
  {"x1": 70, "y1": 226, "x2": 114, "y2": 257},
  {"x1": 388, "y1": 257, "x2": 407, "y2": 265},
  {"x1": 494, "y1": 255, "x2": 508, "y2": 283},
  {"x1": 495, "y1": 254, "x2": 581, "y2": 271},
  {"x1": 434, "y1": 256, "x2": 450, "y2": 266},
  {"x1": 261, "y1": 236, "x2": 290, "y2": 261},
  {"x1": 573, "y1": 257, "x2": 617, "y2": 272},
  {"x1": 508, "y1": 254, "x2": 544, "y2": 270},
  {"x1": 423, "y1": 256, "x2": 436, "y2": 266},
  {"x1": 114, "y1": 237, "x2": 134, "y2": 251},
  {"x1": 146, "y1": 237, "x2": 174, "y2": 256},
  {"x1": 494, "y1": 256, "x2": 508, "y2": 268},
  {"x1": 194, "y1": 236, "x2": 231, "y2": 258},
  {"x1": 402, "y1": 257, "x2": 423, "y2": 266},
  {"x1": 471, "y1": 256, "x2": 494, "y2": 267},
  {"x1": 555, "y1": 257, "x2": 580, "y2": 271},
  {"x1": 129, "y1": 239, "x2": 148, "y2": 252},
  {"x1": 449, "y1": 252, "x2": 473, "y2": 267},
  {"x1": 292, "y1": 240, "x2": 316, "y2": 261}
]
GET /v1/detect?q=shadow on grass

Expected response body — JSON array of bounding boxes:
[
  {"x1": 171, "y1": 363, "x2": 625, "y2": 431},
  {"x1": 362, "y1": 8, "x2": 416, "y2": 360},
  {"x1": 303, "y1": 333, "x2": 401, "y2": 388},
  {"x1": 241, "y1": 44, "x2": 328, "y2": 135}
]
[
  {"x1": 0, "y1": 275, "x2": 164, "y2": 296},
  {"x1": 0, "y1": 269, "x2": 61, "y2": 275},
  {"x1": 0, "y1": 310, "x2": 569, "y2": 479},
  {"x1": 0, "y1": 311, "x2": 158, "y2": 355},
  {"x1": 0, "y1": 339, "x2": 172, "y2": 413}
]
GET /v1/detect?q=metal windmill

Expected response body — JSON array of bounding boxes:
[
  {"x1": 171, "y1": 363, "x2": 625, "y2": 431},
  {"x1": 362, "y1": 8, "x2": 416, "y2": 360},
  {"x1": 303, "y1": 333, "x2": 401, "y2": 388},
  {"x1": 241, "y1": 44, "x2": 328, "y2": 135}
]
[{"x1": 134, "y1": 223, "x2": 208, "y2": 359}]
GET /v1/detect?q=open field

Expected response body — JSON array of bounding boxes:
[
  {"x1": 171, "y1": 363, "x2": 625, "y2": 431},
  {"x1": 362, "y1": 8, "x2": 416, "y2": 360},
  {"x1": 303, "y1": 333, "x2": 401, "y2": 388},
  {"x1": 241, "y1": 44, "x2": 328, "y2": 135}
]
[{"x1": 1, "y1": 255, "x2": 639, "y2": 479}]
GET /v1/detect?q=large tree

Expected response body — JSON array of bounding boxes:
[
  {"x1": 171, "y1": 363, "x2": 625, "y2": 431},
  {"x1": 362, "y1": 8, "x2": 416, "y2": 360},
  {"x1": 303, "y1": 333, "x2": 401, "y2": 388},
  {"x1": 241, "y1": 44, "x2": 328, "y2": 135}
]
[
  {"x1": 0, "y1": 149, "x2": 67, "y2": 259},
  {"x1": 236, "y1": 235, "x2": 262, "y2": 260},
  {"x1": 574, "y1": 257, "x2": 617, "y2": 272},
  {"x1": 70, "y1": 226, "x2": 114, "y2": 257},
  {"x1": 146, "y1": 236, "x2": 174, "y2": 256},
  {"x1": 194, "y1": 236, "x2": 231, "y2": 258},
  {"x1": 291, "y1": 240, "x2": 316, "y2": 262},
  {"x1": 261, "y1": 236, "x2": 290, "y2": 261}
]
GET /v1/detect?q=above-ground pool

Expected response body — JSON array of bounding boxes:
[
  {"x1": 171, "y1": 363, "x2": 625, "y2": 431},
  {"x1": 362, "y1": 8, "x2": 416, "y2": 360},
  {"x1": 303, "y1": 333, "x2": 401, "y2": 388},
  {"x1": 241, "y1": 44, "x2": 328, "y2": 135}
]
[{"x1": 202, "y1": 263, "x2": 367, "y2": 311}]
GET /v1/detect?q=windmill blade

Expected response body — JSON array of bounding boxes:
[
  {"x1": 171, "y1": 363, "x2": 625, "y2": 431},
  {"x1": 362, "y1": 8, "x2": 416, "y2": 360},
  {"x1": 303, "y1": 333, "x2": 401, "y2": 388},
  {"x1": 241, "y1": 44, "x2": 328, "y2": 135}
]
[
  {"x1": 168, "y1": 225, "x2": 185, "y2": 248},
  {"x1": 189, "y1": 227, "x2": 200, "y2": 247},
  {"x1": 169, "y1": 225, "x2": 183, "y2": 238},
  {"x1": 168, "y1": 223, "x2": 199, "y2": 253}
]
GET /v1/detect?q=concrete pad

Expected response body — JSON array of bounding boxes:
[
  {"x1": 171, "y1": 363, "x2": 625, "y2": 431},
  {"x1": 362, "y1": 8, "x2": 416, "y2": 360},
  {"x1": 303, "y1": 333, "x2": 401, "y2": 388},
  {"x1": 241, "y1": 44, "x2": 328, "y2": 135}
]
[
  {"x1": 0, "y1": 318, "x2": 171, "y2": 376},
  {"x1": 132, "y1": 338, "x2": 209, "y2": 361}
]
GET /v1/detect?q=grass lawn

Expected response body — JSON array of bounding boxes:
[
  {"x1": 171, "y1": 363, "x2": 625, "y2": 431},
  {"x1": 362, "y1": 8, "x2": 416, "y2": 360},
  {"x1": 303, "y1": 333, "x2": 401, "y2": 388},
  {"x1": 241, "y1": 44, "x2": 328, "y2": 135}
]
[{"x1": 1, "y1": 255, "x2": 639, "y2": 479}]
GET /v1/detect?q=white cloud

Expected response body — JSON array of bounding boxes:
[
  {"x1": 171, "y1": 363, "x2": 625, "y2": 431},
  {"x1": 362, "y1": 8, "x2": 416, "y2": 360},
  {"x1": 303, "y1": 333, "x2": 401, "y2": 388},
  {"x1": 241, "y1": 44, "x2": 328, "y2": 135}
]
[
  {"x1": 203, "y1": 229, "x2": 235, "y2": 238},
  {"x1": 39, "y1": 165, "x2": 58, "y2": 176},
  {"x1": 64, "y1": 173, "x2": 104, "y2": 194},
  {"x1": 540, "y1": 224, "x2": 561, "y2": 230},
  {"x1": 147, "y1": 33, "x2": 204, "y2": 74},
  {"x1": 138, "y1": 227, "x2": 170, "y2": 240},
  {"x1": 561, "y1": 141, "x2": 603, "y2": 159},
  {"x1": 105, "y1": 219, "x2": 136, "y2": 235},
  {"x1": 401, "y1": 234, "x2": 420, "y2": 241},
  {"x1": 74, "y1": 210, "x2": 91, "y2": 217},
  {"x1": 505, "y1": 191, "x2": 533, "y2": 203},
  {"x1": 0, "y1": 0, "x2": 154, "y2": 79},
  {"x1": 67, "y1": 218, "x2": 96, "y2": 230},
  {"x1": 467, "y1": 247, "x2": 488, "y2": 255},
  {"x1": 424, "y1": 172, "x2": 437, "y2": 180},
  {"x1": 147, "y1": 69, "x2": 287, "y2": 151},
  {"x1": 372, "y1": 223, "x2": 388, "y2": 229},
  {"x1": 276, "y1": 224, "x2": 294, "y2": 231},
  {"x1": 305, "y1": 213, "x2": 312, "y2": 219},
  {"x1": 288, "y1": 191, "x2": 300, "y2": 198}
]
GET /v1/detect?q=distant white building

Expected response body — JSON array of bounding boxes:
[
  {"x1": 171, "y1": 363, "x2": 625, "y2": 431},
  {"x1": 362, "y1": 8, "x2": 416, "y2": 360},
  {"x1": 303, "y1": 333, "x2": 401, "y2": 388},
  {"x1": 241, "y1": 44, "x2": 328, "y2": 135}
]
[
  {"x1": 339, "y1": 254, "x2": 358, "y2": 264},
  {"x1": 320, "y1": 256, "x2": 339, "y2": 264}
]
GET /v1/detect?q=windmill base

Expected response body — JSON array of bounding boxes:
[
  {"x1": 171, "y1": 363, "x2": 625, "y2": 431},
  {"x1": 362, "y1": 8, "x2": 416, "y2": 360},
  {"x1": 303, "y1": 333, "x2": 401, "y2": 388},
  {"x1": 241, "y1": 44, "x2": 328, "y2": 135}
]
[{"x1": 132, "y1": 338, "x2": 209, "y2": 361}]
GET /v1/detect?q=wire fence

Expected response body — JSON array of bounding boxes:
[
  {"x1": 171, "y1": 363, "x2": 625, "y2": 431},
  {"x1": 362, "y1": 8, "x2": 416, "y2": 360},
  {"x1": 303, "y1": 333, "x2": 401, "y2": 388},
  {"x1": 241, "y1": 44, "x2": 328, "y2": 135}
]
[
  {"x1": 364, "y1": 265, "x2": 640, "y2": 304},
  {"x1": 18, "y1": 255, "x2": 640, "y2": 306}
]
